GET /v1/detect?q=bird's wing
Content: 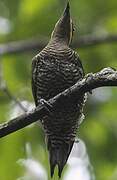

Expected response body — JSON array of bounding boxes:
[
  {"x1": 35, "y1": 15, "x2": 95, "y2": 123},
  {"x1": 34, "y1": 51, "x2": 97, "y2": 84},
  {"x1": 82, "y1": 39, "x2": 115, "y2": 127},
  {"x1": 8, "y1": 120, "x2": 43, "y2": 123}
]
[{"x1": 31, "y1": 55, "x2": 38, "y2": 106}]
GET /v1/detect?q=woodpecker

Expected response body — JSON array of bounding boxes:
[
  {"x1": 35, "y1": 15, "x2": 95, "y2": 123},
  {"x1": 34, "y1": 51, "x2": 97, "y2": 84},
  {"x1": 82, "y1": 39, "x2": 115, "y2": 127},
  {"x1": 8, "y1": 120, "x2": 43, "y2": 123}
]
[{"x1": 32, "y1": 2, "x2": 86, "y2": 178}]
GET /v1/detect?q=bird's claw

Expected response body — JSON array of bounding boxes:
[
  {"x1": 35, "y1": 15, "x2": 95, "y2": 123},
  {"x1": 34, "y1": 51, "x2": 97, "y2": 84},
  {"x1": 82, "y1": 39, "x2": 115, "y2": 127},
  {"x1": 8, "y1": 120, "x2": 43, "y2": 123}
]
[
  {"x1": 85, "y1": 73, "x2": 93, "y2": 94},
  {"x1": 39, "y1": 98, "x2": 53, "y2": 116},
  {"x1": 85, "y1": 73, "x2": 94, "y2": 81}
]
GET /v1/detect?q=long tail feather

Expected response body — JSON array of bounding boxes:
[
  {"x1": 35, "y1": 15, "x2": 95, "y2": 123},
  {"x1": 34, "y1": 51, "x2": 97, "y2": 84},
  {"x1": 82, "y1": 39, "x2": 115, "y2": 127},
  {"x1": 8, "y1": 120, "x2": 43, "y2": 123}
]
[{"x1": 48, "y1": 138, "x2": 74, "y2": 178}]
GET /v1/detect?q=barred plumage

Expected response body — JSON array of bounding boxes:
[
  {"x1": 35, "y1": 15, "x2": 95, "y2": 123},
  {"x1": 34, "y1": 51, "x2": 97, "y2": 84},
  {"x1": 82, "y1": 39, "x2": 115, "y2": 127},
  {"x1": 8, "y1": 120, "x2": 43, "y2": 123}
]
[{"x1": 32, "y1": 2, "x2": 86, "y2": 178}]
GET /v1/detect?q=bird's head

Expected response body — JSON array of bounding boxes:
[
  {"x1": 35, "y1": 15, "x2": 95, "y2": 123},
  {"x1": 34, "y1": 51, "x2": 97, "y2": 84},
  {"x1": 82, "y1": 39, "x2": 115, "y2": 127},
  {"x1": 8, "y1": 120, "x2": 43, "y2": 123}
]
[{"x1": 51, "y1": 2, "x2": 75, "y2": 46}]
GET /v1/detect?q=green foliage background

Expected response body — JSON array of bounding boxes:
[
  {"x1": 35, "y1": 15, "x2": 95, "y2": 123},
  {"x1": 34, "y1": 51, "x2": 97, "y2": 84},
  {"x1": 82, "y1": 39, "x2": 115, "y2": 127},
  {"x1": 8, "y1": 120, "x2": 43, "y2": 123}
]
[{"x1": 0, "y1": 0, "x2": 117, "y2": 179}]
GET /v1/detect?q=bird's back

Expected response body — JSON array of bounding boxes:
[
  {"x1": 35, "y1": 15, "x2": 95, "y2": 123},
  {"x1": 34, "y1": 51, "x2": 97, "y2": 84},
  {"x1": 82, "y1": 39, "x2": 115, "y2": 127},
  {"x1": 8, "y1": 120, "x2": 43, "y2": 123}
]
[{"x1": 32, "y1": 43, "x2": 85, "y2": 177}]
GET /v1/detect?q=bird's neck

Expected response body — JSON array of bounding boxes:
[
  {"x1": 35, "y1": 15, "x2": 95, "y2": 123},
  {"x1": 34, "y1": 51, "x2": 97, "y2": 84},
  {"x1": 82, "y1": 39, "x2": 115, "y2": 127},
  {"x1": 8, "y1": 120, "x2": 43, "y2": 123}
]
[{"x1": 48, "y1": 37, "x2": 69, "y2": 50}]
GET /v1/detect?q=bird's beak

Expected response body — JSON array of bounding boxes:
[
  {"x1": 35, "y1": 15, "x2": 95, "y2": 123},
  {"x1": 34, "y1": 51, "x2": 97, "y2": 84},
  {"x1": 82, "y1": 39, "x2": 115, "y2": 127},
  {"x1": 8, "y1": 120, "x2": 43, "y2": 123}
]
[
  {"x1": 50, "y1": 1, "x2": 71, "y2": 44},
  {"x1": 62, "y1": 2, "x2": 70, "y2": 20}
]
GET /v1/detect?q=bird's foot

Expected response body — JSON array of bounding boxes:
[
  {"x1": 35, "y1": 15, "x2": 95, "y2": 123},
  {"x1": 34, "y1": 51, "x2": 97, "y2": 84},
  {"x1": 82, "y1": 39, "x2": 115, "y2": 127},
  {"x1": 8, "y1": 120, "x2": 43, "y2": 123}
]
[
  {"x1": 39, "y1": 99, "x2": 53, "y2": 116},
  {"x1": 85, "y1": 73, "x2": 94, "y2": 94}
]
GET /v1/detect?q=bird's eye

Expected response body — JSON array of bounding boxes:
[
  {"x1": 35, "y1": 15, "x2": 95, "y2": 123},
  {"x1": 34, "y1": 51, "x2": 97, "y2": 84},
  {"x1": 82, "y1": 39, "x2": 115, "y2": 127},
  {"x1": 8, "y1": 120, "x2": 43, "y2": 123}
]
[{"x1": 72, "y1": 25, "x2": 76, "y2": 32}]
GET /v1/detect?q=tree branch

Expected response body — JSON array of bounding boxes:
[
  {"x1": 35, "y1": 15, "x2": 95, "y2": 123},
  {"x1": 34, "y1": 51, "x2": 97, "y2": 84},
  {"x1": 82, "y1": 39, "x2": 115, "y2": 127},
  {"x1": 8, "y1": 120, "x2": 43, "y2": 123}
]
[
  {"x1": 0, "y1": 34, "x2": 117, "y2": 56},
  {"x1": 73, "y1": 34, "x2": 117, "y2": 49},
  {"x1": 0, "y1": 67, "x2": 117, "y2": 138}
]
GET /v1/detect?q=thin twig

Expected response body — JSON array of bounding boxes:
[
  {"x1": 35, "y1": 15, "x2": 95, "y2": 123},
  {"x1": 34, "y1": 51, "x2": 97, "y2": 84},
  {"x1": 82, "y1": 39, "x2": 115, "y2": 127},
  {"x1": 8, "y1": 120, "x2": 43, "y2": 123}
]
[
  {"x1": 3, "y1": 86, "x2": 27, "y2": 112},
  {"x1": 0, "y1": 59, "x2": 27, "y2": 112}
]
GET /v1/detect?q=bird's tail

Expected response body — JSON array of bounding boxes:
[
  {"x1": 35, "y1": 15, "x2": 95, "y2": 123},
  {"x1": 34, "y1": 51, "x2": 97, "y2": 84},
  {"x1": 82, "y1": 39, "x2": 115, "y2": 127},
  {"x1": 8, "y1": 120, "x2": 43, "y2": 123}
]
[{"x1": 47, "y1": 137, "x2": 74, "y2": 178}]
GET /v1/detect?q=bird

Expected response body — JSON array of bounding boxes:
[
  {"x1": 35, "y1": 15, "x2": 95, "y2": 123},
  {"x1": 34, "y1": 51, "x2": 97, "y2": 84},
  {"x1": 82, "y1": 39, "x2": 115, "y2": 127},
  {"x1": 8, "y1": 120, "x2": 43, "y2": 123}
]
[{"x1": 32, "y1": 2, "x2": 86, "y2": 178}]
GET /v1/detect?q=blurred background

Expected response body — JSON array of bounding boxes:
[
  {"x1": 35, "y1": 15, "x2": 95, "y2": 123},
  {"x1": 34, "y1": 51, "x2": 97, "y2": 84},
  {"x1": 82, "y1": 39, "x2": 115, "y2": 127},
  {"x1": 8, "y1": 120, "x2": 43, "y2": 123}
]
[{"x1": 0, "y1": 0, "x2": 117, "y2": 179}]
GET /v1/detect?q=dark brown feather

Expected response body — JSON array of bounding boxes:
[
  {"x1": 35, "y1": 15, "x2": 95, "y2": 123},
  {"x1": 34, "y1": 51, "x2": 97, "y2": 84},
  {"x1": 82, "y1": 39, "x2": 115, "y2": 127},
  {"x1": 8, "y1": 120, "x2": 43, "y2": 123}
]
[
  {"x1": 32, "y1": 45, "x2": 85, "y2": 177},
  {"x1": 31, "y1": 2, "x2": 86, "y2": 178}
]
